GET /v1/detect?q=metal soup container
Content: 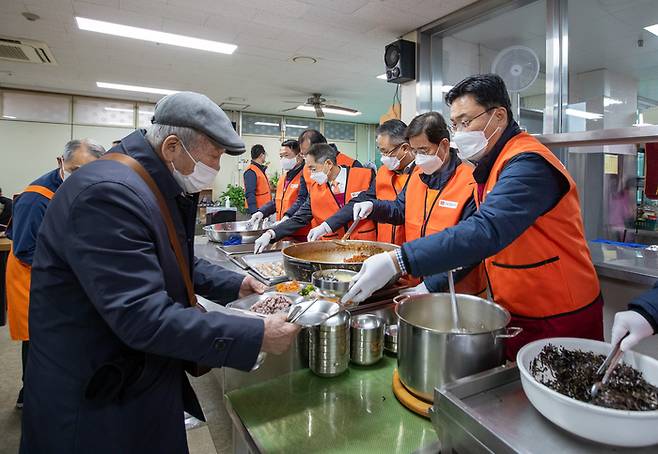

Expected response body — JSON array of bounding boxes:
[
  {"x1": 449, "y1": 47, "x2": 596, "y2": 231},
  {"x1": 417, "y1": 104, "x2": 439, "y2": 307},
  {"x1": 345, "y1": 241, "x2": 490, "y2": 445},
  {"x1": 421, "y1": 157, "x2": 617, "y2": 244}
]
[
  {"x1": 394, "y1": 293, "x2": 522, "y2": 402},
  {"x1": 308, "y1": 311, "x2": 350, "y2": 377},
  {"x1": 350, "y1": 314, "x2": 385, "y2": 366}
]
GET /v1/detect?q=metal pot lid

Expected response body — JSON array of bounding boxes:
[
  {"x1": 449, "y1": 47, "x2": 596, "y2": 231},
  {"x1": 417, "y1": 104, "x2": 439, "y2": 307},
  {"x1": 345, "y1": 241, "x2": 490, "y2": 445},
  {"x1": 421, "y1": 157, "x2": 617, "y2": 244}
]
[{"x1": 350, "y1": 314, "x2": 383, "y2": 330}]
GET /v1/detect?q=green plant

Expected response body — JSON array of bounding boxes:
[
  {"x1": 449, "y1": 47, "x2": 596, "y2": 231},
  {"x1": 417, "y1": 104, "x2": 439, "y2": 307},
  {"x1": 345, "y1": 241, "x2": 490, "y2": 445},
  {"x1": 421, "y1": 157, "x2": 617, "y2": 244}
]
[
  {"x1": 269, "y1": 172, "x2": 279, "y2": 189},
  {"x1": 218, "y1": 184, "x2": 247, "y2": 214}
]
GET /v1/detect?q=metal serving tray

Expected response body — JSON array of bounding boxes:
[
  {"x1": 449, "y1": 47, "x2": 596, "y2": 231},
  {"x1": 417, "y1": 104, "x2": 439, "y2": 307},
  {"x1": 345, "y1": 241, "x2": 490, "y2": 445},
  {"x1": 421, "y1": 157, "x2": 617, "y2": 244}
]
[
  {"x1": 227, "y1": 291, "x2": 305, "y2": 312},
  {"x1": 431, "y1": 364, "x2": 656, "y2": 454},
  {"x1": 216, "y1": 241, "x2": 294, "y2": 256},
  {"x1": 241, "y1": 252, "x2": 287, "y2": 284}
]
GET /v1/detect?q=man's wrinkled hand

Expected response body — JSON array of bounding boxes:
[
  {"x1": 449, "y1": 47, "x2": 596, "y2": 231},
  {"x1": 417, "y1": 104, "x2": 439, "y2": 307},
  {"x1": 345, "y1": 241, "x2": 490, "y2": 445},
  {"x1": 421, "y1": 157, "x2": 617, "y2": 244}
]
[{"x1": 239, "y1": 275, "x2": 267, "y2": 298}]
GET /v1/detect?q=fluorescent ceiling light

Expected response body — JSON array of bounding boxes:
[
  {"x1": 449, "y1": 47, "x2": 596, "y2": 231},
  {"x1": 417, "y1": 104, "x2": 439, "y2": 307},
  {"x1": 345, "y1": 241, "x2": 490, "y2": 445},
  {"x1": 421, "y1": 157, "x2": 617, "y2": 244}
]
[
  {"x1": 97, "y1": 81, "x2": 178, "y2": 96},
  {"x1": 286, "y1": 124, "x2": 310, "y2": 129},
  {"x1": 254, "y1": 121, "x2": 280, "y2": 127},
  {"x1": 76, "y1": 17, "x2": 237, "y2": 54},
  {"x1": 296, "y1": 105, "x2": 361, "y2": 116},
  {"x1": 2, "y1": 115, "x2": 16, "y2": 119},
  {"x1": 441, "y1": 85, "x2": 454, "y2": 92},
  {"x1": 603, "y1": 97, "x2": 623, "y2": 107},
  {"x1": 644, "y1": 23, "x2": 658, "y2": 36},
  {"x1": 565, "y1": 108, "x2": 603, "y2": 120},
  {"x1": 376, "y1": 73, "x2": 387, "y2": 80},
  {"x1": 104, "y1": 107, "x2": 134, "y2": 113}
]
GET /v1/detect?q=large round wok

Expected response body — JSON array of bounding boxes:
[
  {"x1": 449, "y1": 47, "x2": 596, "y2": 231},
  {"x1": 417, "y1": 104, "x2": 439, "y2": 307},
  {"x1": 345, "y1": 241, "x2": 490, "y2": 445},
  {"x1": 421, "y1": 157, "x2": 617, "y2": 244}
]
[{"x1": 282, "y1": 240, "x2": 399, "y2": 282}]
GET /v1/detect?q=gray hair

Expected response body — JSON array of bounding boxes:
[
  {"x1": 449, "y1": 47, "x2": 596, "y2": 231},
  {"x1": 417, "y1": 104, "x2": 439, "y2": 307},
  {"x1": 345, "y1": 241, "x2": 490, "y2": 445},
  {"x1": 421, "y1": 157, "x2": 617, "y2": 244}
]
[
  {"x1": 63, "y1": 139, "x2": 106, "y2": 161},
  {"x1": 144, "y1": 124, "x2": 202, "y2": 151}
]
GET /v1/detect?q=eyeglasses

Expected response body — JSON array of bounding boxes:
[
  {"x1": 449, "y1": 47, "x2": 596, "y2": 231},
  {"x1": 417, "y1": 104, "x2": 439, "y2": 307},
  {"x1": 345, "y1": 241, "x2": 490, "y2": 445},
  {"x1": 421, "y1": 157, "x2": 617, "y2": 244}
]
[
  {"x1": 410, "y1": 145, "x2": 438, "y2": 156},
  {"x1": 378, "y1": 143, "x2": 405, "y2": 156},
  {"x1": 449, "y1": 107, "x2": 495, "y2": 132}
]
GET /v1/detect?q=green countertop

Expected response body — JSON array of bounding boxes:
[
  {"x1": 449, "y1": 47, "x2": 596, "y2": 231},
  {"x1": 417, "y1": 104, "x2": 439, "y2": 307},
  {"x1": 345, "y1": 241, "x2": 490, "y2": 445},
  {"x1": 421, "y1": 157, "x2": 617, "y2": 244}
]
[{"x1": 225, "y1": 355, "x2": 438, "y2": 454}]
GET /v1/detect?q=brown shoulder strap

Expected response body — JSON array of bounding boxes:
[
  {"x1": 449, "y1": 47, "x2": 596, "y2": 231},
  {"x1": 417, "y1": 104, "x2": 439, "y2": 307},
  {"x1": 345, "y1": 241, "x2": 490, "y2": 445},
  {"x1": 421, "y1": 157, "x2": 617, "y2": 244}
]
[{"x1": 101, "y1": 153, "x2": 198, "y2": 308}]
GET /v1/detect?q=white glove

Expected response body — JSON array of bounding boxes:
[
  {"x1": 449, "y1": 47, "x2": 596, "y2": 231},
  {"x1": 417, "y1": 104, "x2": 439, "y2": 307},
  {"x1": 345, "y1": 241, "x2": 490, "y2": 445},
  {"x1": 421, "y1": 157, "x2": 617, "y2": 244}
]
[
  {"x1": 400, "y1": 281, "x2": 428, "y2": 296},
  {"x1": 273, "y1": 215, "x2": 289, "y2": 226},
  {"x1": 254, "y1": 229, "x2": 275, "y2": 254},
  {"x1": 611, "y1": 310, "x2": 654, "y2": 351},
  {"x1": 353, "y1": 201, "x2": 374, "y2": 221},
  {"x1": 307, "y1": 222, "x2": 332, "y2": 241},
  {"x1": 248, "y1": 211, "x2": 264, "y2": 225},
  {"x1": 341, "y1": 252, "x2": 399, "y2": 304}
]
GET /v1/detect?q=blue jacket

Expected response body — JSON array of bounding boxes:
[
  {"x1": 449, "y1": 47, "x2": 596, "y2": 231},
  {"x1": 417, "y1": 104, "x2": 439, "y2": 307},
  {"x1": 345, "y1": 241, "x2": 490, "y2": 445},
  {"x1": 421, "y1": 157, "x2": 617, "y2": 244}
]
[
  {"x1": 21, "y1": 130, "x2": 264, "y2": 454},
  {"x1": 6, "y1": 168, "x2": 62, "y2": 264},
  {"x1": 400, "y1": 121, "x2": 570, "y2": 281},
  {"x1": 630, "y1": 281, "x2": 658, "y2": 333}
]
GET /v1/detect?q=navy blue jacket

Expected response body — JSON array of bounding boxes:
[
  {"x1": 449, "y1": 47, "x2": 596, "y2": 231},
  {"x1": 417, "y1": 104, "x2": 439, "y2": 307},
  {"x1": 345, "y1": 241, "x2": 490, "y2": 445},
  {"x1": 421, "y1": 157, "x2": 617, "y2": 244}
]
[
  {"x1": 284, "y1": 151, "x2": 362, "y2": 218},
  {"x1": 21, "y1": 130, "x2": 264, "y2": 454},
  {"x1": 244, "y1": 161, "x2": 269, "y2": 214},
  {"x1": 630, "y1": 281, "x2": 658, "y2": 333},
  {"x1": 258, "y1": 161, "x2": 304, "y2": 218},
  {"x1": 6, "y1": 169, "x2": 62, "y2": 264},
  {"x1": 271, "y1": 166, "x2": 375, "y2": 240},
  {"x1": 401, "y1": 121, "x2": 569, "y2": 280}
]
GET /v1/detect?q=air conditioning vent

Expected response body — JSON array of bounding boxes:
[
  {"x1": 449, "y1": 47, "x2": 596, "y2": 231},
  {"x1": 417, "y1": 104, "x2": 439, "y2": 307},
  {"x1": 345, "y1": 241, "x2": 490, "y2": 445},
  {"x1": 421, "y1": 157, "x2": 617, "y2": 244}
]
[{"x1": 0, "y1": 37, "x2": 57, "y2": 65}]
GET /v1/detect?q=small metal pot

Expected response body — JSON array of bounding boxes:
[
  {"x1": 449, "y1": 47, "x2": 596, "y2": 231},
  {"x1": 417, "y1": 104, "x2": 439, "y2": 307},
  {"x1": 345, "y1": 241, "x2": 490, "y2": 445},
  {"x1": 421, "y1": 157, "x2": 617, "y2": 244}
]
[
  {"x1": 350, "y1": 314, "x2": 384, "y2": 366},
  {"x1": 384, "y1": 324, "x2": 398, "y2": 354},
  {"x1": 203, "y1": 220, "x2": 271, "y2": 244},
  {"x1": 312, "y1": 269, "x2": 356, "y2": 299},
  {"x1": 394, "y1": 293, "x2": 522, "y2": 402},
  {"x1": 308, "y1": 311, "x2": 350, "y2": 377}
]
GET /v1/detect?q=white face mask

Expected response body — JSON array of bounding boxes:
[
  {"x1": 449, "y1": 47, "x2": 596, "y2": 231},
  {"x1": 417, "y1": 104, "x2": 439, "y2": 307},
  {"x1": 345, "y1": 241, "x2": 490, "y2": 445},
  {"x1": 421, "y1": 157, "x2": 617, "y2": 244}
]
[
  {"x1": 381, "y1": 155, "x2": 401, "y2": 171},
  {"x1": 415, "y1": 150, "x2": 444, "y2": 175},
  {"x1": 280, "y1": 157, "x2": 297, "y2": 171},
  {"x1": 310, "y1": 169, "x2": 328, "y2": 185},
  {"x1": 452, "y1": 112, "x2": 500, "y2": 164},
  {"x1": 171, "y1": 140, "x2": 218, "y2": 193}
]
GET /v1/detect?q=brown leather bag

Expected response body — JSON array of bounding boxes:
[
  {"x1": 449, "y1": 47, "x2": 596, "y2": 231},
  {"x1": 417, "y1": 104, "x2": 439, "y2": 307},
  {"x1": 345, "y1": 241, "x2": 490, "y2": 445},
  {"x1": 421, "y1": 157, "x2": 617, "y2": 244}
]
[{"x1": 101, "y1": 153, "x2": 211, "y2": 377}]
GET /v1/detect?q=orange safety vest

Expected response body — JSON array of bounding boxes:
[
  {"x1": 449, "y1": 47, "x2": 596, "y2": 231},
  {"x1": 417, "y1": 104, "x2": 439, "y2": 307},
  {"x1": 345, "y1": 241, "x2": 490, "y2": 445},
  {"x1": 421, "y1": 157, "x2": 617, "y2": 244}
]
[
  {"x1": 303, "y1": 151, "x2": 359, "y2": 230},
  {"x1": 275, "y1": 167, "x2": 310, "y2": 237},
  {"x1": 375, "y1": 165, "x2": 415, "y2": 245},
  {"x1": 405, "y1": 164, "x2": 487, "y2": 296},
  {"x1": 475, "y1": 132, "x2": 600, "y2": 318},
  {"x1": 5, "y1": 184, "x2": 55, "y2": 341},
  {"x1": 308, "y1": 167, "x2": 377, "y2": 241},
  {"x1": 243, "y1": 163, "x2": 272, "y2": 209}
]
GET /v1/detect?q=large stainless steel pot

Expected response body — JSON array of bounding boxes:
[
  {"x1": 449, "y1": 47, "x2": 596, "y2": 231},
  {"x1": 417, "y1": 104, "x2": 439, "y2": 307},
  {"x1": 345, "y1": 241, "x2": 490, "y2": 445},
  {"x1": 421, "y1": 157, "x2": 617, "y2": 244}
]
[
  {"x1": 394, "y1": 293, "x2": 522, "y2": 402},
  {"x1": 282, "y1": 240, "x2": 399, "y2": 282},
  {"x1": 203, "y1": 220, "x2": 272, "y2": 244}
]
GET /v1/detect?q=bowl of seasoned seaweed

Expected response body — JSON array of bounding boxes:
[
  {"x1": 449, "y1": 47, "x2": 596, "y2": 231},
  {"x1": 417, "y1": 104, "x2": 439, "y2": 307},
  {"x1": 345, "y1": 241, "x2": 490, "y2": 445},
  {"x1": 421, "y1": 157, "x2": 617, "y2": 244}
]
[{"x1": 518, "y1": 338, "x2": 658, "y2": 447}]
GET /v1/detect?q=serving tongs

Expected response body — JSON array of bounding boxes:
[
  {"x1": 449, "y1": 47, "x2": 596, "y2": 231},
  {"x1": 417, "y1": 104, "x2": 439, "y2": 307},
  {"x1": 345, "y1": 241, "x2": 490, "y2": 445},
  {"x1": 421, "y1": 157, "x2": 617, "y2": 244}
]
[
  {"x1": 590, "y1": 334, "x2": 628, "y2": 399},
  {"x1": 332, "y1": 218, "x2": 362, "y2": 246}
]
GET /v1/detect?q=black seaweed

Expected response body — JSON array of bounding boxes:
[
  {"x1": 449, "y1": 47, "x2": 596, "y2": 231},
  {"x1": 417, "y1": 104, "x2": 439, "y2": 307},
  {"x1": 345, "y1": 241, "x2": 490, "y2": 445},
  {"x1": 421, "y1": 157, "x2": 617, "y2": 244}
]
[{"x1": 530, "y1": 344, "x2": 658, "y2": 411}]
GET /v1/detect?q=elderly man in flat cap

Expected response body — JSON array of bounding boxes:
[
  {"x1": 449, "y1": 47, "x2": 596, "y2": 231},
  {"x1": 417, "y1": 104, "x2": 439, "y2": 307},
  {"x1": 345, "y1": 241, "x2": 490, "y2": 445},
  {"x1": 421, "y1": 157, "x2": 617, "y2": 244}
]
[{"x1": 20, "y1": 92, "x2": 300, "y2": 454}]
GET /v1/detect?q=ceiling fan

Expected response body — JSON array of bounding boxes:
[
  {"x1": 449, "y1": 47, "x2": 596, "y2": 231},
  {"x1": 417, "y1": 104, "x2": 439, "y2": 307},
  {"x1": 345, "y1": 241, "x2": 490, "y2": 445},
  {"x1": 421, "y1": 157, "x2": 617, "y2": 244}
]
[{"x1": 281, "y1": 93, "x2": 360, "y2": 118}]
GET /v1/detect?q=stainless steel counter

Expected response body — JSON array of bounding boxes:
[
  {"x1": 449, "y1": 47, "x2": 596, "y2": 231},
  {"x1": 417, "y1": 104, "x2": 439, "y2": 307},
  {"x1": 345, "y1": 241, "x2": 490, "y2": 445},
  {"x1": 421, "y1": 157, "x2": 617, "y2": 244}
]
[{"x1": 588, "y1": 241, "x2": 658, "y2": 286}]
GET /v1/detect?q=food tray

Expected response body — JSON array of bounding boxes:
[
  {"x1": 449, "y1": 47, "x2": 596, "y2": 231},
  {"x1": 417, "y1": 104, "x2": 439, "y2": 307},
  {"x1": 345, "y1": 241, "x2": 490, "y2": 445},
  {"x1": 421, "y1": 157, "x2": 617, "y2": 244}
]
[
  {"x1": 241, "y1": 252, "x2": 287, "y2": 284},
  {"x1": 431, "y1": 364, "x2": 657, "y2": 453},
  {"x1": 227, "y1": 291, "x2": 305, "y2": 313},
  {"x1": 216, "y1": 240, "x2": 294, "y2": 256}
]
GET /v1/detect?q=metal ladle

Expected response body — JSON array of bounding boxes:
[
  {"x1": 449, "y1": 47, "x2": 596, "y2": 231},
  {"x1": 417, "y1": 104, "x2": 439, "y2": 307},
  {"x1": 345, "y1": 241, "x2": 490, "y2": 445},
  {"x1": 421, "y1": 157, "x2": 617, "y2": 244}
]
[
  {"x1": 332, "y1": 217, "x2": 362, "y2": 246},
  {"x1": 447, "y1": 269, "x2": 462, "y2": 331}
]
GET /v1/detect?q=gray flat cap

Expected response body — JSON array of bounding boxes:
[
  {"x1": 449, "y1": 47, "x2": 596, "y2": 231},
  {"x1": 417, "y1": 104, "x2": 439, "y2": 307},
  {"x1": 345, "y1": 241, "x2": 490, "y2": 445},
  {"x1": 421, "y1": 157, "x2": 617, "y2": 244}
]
[{"x1": 152, "y1": 91, "x2": 245, "y2": 155}]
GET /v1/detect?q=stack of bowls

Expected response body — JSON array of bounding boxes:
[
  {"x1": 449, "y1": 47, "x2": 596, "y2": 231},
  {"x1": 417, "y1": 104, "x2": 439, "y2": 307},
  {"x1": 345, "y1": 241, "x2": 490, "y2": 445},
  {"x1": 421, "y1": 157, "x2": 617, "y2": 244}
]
[
  {"x1": 350, "y1": 314, "x2": 385, "y2": 366},
  {"x1": 308, "y1": 311, "x2": 350, "y2": 377}
]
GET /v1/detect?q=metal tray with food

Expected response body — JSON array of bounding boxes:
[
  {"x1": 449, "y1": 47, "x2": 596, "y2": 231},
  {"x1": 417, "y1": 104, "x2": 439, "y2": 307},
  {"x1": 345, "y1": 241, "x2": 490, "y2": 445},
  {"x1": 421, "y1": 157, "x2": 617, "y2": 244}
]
[
  {"x1": 240, "y1": 252, "x2": 287, "y2": 282},
  {"x1": 216, "y1": 240, "x2": 294, "y2": 256},
  {"x1": 227, "y1": 291, "x2": 305, "y2": 315}
]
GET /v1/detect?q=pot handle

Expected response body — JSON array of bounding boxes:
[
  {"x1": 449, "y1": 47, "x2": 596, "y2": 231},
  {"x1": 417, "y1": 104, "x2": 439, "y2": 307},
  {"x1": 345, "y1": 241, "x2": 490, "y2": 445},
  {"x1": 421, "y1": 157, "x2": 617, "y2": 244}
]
[
  {"x1": 495, "y1": 326, "x2": 523, "y2": 339},
  {"x1": 393, "y1": 294, "x2": 410, "y2": 305}
]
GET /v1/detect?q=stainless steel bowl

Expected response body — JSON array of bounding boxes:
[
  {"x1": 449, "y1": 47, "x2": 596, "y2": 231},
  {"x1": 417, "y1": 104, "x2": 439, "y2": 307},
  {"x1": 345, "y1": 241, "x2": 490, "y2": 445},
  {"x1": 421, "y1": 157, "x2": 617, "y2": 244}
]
[
  {"x1": 311, "y1": 269, "x2": 356, "y2": 298},
  {"x1": 204, "y1": 220, "x2": 272, "y2": 244}
]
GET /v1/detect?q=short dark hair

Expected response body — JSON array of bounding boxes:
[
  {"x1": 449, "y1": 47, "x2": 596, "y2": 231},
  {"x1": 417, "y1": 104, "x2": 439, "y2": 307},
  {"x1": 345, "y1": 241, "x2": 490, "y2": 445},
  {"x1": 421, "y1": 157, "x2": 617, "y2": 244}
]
[
  {"x1": 376, "y1": 119, "x2": 408, "y2": 145},
  {"x1": 406, "y1": 112, "x2": 450, "y2": 145},
  {"x1": 298, "y1": 129, "x2": 326, "y2": 145},
  {"x1": 307, "y1": 143, "x2": 336, "y2": 165},
  {"x1": 445, "y1": 73, "x2": 513, "y2": 121},
  {"x1": 281, "y1": 139, "x2": 300, "y2": 154},
  {"x1": 250, "y1": 144, "x2": 266, "y2": 160}
]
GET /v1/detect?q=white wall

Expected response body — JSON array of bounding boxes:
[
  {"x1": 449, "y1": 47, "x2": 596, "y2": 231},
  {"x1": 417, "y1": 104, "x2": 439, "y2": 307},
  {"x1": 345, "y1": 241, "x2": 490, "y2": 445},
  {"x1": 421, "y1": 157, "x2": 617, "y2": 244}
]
[{"x1": 1, "y1": 120, "x2": 136, "y2": 196}]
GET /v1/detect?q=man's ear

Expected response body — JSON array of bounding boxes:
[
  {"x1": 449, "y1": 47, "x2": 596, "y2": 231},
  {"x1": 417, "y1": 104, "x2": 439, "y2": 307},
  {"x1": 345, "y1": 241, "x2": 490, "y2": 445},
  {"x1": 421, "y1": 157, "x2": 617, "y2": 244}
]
[{"x1": 160, "y1": 135, "x2": 180, "y2": 162}]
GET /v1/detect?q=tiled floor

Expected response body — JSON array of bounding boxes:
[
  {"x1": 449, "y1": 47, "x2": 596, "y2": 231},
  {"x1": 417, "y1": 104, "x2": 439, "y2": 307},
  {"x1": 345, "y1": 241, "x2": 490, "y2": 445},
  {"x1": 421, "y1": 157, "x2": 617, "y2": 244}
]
[{"x1": 0, "y1": 326, "x2": 234, "y2": 454}]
